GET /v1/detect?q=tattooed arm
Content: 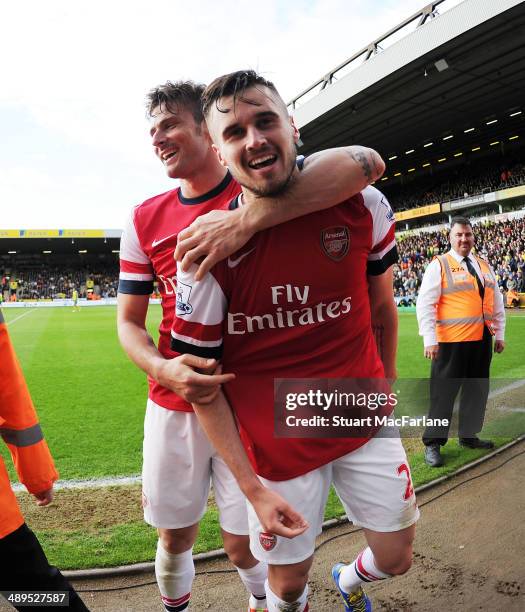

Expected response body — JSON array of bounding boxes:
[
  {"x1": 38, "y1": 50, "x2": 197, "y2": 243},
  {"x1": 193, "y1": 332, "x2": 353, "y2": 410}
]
[
  {"x1": 176, "y1": 146, "x2": 385, "y2": 279},
  {"x1": 368, "y1": 267, "x2": 398, "y2": 379}
]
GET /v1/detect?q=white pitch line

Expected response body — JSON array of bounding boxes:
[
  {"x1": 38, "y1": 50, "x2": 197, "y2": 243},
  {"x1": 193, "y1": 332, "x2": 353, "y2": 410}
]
[
  {"x1": 11, "y1": 379, "x2": 525, "y2": 493},
  {"x1": 488, "y1": 379, "x2": 525, "y2": 399},
  {"x1": 496, "y1": 407, "x2": 525, "y2": 413},
  {"x1": 12, "y1": 474, "x2": 141, "y2": 493},
  {"x1": 5, "y1": 309, "x2": 35, "y2": 326}
]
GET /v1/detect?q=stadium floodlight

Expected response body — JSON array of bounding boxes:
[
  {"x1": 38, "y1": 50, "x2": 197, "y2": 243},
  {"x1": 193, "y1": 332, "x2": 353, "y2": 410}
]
[
  {"x1": 394, "y1": 172, "x2": 402, "y2": 177},
  {"x1": 408, "y1": 168, "x2": 415, "y2": 172},
  {"x1": 422, "y1": 163, "x2": 431, "y2": 167},
  {"x1": 405, "y1": 149, "x2": 415, "y2": 154},
  {"x1": 388, "y1": 155, "x2": 398, "y2": 160},
  {"x1": 43, "y1": 250, "x2": 52, "y2": 254},
  {"x1": 464, "y1": 128, "x2": 475, "y2": 133},
  {"x1": 78, "y1": 250, "x2": 87, "y2": 253},
  {"x1": 112, "y1": 250, "x2": 120, "y2": 253},
  {"x1": 486, "y1": 119, "x2": 498, "y2": 125},
  {"x1": 443, "y1": 135, "x2": 454, "y2": 140},
  {"x1": 490, "y1": 141, "x2": 500, "y2": 146},
  {"x1": 423, "y1": 142, "x2": 433, "y2": 147},
  {"x1": 472, "y1": 146, "x2": 481, "y2": 151},
  {"x1": 8, "y1": 250, "x2": 16, "y2": 254},
  {"x1": 509, "y1": 135, "x2": 519, "y2": 140},
  {"x1": 438, "y1": 157, "x2": 447, "y2": 162},
  {"x1": 381, "y1": 176, "x2": 389, "y2": 181},
  {"x1": 454, "y1": 152, "x2": 463, "y2": 157},
  {"x1": 510, "y1": 111, "x2": 522, "y2": 117},
  {"x1": 434, "y1": 59, "x2": 449, "y2": 72}
]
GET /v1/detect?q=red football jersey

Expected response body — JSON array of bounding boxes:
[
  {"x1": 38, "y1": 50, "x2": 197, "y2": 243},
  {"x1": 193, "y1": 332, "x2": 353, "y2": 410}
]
[
  {"x1": 118, "y1": 172, "x2": 240, "y2": 411},
  {"x1": 172, "y1": 186, "x2": 398, "y2": 479}
]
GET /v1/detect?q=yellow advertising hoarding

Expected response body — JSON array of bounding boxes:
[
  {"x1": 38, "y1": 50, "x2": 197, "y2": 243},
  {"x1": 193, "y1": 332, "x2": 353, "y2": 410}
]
[
  {"x1": 395, "y1": 203, "x2": 441, "y2": 221},
  {"x1": 60, "y1": 230, "x2": 105, "y2": 238},
  {"x1": 496, "y1": 185, "x2": 525, "y2": 200},
  {"x1": 0, "y1": 229, "x2": 106, "y2": 238}
]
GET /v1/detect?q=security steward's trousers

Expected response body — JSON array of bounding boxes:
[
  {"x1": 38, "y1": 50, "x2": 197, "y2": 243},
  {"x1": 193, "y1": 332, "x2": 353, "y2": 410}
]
[
  {"x1": 423, "y1": 326, "x2": 493, "y2": 446},
  {"x1": 0, "y1": 523, "x2": 89, "y2": 611}
]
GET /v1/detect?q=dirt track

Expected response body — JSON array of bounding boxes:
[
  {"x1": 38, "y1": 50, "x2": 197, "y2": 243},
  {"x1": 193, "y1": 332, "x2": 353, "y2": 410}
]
[{"x1": 2, "y1": 442, "x2": 524, "y2": 611}]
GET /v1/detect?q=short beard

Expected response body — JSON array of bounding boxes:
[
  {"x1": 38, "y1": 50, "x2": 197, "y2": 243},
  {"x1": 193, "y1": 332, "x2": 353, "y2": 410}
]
[{"x1": 242, "y1": 157, "x2": 297, "y2": 198}]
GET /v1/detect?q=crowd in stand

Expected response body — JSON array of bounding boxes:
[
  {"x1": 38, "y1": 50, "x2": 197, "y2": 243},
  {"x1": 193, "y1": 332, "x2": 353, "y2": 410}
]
[
  {"x1": 384, "y1": 159, "x2": 525, "y2": 212},
  {"x1": 2, "y1": 215, "x2": 525, "y2": 306},
  {"x1": 3, "y1": 217, "x2": 525, "y2": 305},
  {"x1": 395, "y1": 217, "x2": 525, "y2": 306},
  {"x1": 1, "y1": 266, "x2": 119, "y2": 301}
]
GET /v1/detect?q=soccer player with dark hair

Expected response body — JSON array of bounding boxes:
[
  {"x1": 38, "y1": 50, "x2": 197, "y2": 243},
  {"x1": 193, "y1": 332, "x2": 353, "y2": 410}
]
[{"x1": 172, "y1": 70, "x2": 419, "y2": 612}]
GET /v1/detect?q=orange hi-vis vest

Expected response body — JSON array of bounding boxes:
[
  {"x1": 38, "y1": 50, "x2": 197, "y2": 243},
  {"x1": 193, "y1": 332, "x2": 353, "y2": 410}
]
[
  {"x1": 436, "y1": 253, "x2": 496, "y2": 343},
  {"x1": 0, "y1": 309, "x2": 58, "y2": 539}
]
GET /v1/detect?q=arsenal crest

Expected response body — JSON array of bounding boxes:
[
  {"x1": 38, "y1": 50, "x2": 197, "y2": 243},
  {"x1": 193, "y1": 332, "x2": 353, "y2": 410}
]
[
  {"x1": 259, "y1": 531, "x2": 277, "y2": 551},
  {"x1": 321, "y1": 226, "x2": 350, "y2": 261}
]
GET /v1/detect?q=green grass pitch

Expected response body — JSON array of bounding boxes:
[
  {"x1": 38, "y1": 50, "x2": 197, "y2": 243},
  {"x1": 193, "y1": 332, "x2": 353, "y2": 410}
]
[
  {"x1": 2, "y1": 306, "x2": 524, "y2": 481},
  {"x1": 3, "y1": 305, "x2": 524, "y2": 569}
]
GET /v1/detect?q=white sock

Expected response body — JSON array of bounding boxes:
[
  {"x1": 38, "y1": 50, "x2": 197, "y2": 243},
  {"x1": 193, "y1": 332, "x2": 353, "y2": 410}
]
[
  {"x1": 248, "y1": 593, "x2": 268, "y2": 611},
  {"x1": 236, "y1": 560, "x2": 268, "y2": 600},
  {"x1": 265, "y1": 579, "x2": 308, "y2": 612},
  {"x1": 339, "y1": 547, "x2": 391, "y2": 594},
  {"x1": 155, "y1": 541, "x2": 195, "y2": 611}
]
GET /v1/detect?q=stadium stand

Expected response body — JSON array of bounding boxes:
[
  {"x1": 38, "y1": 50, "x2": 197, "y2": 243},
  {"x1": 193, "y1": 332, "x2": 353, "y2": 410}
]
[
  {"x1": 2, "y1": 215, "x2": 524, "y2": 306},
  {"x1": 395, "y1": 216, "x2": 525, "y2": 305},
  {"x1": 1, "y1": 266, "x2": 118, "y2": 301},
  {"x1": 383, "y1": 156, "x2": 525, "y2": 212},
  {"x1": 1, "y1": 253, "x2": 119, "y2": 302}
]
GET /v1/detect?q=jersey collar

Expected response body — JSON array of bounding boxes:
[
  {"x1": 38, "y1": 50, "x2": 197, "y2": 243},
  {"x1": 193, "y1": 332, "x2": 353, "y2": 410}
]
[{"x1": 178, "y1": 171, "x2": 233, "y2": 205}]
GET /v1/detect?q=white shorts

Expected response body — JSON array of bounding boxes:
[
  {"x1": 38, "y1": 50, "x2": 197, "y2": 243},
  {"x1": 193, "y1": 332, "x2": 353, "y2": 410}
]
[
  {"x1": 247, "y1": 430, "x2": 420, "y2": 564},
  {"x1": 142, "y1": 399, "x2": 248, "y2": 534}
]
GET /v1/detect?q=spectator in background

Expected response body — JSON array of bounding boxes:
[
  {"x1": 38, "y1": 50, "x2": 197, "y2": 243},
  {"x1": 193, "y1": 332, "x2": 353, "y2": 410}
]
[{"x1": 506, "y1": 286, "x2": 520, "y2": 308}]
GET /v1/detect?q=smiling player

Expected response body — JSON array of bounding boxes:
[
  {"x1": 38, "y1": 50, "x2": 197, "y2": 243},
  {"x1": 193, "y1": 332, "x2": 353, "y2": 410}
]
[{"x1": 172, "y1": 70, "x2": 418, "y2": 612}]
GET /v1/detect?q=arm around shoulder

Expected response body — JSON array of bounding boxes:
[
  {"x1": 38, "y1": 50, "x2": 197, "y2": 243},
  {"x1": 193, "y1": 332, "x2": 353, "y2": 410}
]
[
  {"x1": 248, "y1": 145, "x2": 385, "y2": 233},
  {"x1": 175, "y1": 146, "x2": 385, "y2": 279}
]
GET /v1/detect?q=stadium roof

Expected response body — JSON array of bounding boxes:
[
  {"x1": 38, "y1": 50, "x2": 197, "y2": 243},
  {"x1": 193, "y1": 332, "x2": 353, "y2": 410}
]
[
  {"x1": 291, "y1": 0, "x2": 525, "y2": 174},
  {"x1": 0, "y1": 230, "x2": 121, "y2": 255}
]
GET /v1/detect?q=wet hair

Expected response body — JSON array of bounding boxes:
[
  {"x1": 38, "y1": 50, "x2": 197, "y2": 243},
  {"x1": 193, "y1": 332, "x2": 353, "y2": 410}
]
[
  {"x1": 201, "y1": 69, "x2": 283, "y2": 117},
  {"x1": 450, "y1": 216, "x2": 472, "y2": 230},
  {"x1": 146, "y1": 80, "x2": 205, "y2": 124}
]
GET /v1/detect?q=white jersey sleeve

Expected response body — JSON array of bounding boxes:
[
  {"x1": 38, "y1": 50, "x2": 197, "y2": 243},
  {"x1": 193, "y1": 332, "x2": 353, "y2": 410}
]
[
  {"x1": 361, "y1": 186, "x2": 397, "y2": 275},
  {"x1": 171, "y1": 264, "x2": 228, "y2": 359},
  {"x1": 118, "y1": 207, "x2": 155, "y2": 295}
]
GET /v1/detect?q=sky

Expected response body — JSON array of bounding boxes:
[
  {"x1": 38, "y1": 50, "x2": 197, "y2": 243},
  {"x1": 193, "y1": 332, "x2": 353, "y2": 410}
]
[{"x1": 0, "y1": 0, "x2": 464, "y2": 230}]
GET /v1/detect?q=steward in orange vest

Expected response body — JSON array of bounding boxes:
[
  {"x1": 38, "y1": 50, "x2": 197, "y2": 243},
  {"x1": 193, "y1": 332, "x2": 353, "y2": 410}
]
[
  {"x1": 0, "y1": 309, "x2": 89, "y2": 610},
  {"x1": 417, "y1": 216, "x2": 506, "y2": 469},
  {"x1": 435, "y1": 252, "x2": 496, "y2": 343}
]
